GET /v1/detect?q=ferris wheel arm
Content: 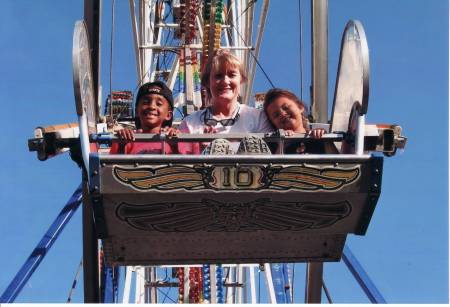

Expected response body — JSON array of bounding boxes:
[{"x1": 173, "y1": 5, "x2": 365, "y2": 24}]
[
  {"x1": 129, "y1": 0, "x2": 142, "y2": 80},
  {"x1": 244, "y1": 0, "x2": 270, "y2": 105}
]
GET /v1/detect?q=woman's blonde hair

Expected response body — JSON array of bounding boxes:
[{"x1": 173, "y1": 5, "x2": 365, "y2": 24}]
[
  {"x1": 201, "y1": 49, "x2": 247, "y2": 99},
  {"x1": 263, "y1": 88, "x2": 308, "y2": 129}
]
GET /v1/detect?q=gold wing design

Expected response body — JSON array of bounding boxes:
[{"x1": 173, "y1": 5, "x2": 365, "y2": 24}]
[
  {"x1": 271, "y1": 165, "x2": 359, "y2": 190},
  {"x1": 113, "y1": 165, "x2": 205, "y2": 190}
]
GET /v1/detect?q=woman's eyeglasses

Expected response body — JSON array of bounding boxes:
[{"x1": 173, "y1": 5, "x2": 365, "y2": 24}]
[
  {"x1": 204, "y1": 113, "x2": 240, "y2": 127},
  {"x1": 203, "y1": 107, "x2": 241, "y2": 127}
]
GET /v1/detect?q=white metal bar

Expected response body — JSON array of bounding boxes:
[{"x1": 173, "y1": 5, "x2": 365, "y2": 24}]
[
  {"x1": 122, "y1": 266, "x2": 133, "y2": 303},
  {"x1": 135, "y1": 266, "x2": 145, "y2": 303},
  {"x1": 155, "y1": 22, "x2": 179, "y2": 28},
  {"x1": 144, "y1": 267, "x2": 150, "y2": 303},
  {"x1": 185, "y1": 47, "x2": 194, "y2": 103},
  {"x1": 195, "y1": 15, "x2": 204, "y2": 42},
  {"x1": 150, "y1": 1, "x2": 164, "y2": 81},
  {"x1": 77, "y1": 113, "x2": 90, "y2": 174},
  {"x1": 139, "y1": 0, "x2": 146, "y2": 81},
  {"x1": 236, "y1": 265, "x2": 243, "y2": 304},
  {"x1": 210, "y1": 265, "x2": 217, "y2": 304},
  {"x1": 311, "y1": 0, "x2": 329, "y2": 123},
  {"x1": 235, "y1": 0, "x2": 242, "y2": 61},
  {"x1": 167, "y1": 55, "x2": 179, "y2": 90},
  {"x1": 134, "y1": 267, "x2": 140, "y2": 303},
  {"x1": 129, "y1": 0, "x2": 142, "y2": 81},
  {"x1": 264, "y1": 263, "x2": 277, "y2": 303},
  {"x1": 239, "y1": 0, "x2": 248, "y2": 98},
  {"x1": 226, "y1": 266, "x2": 235, "y2": 304},
  {"x1": 243, "y1": 0, "x2": 248, "y2": 61},
  {"x1": 245, "y1": 0, "x2": 254, "y2": 76},
  {"x1": 230, "y1": 0, "x2": 239, "y2": 57},
  {"x1": 223, "y1": 10, "x2": 230, "y2": 47},
  {"x1": 141, "y1": 0, "x2": 155, "y2": 83},
  {"x1": 183, "y1": 266, "x2": 190, "y2": 303},
  {"x1": 244, "y1": 0, "x2": 269, "y2": 105},
  {"x1": 249, "y1": 266, "x2": 257, "y2": 304},
  {"x1": 148, "y1": 267, "x2": 157, "y2": 303},
  {"x1": 356, "y1": 114, "x2": 366, "y2": 155}
]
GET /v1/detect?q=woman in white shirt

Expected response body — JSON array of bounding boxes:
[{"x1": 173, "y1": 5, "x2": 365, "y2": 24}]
[{"x1": 179, "y1": 49, "x2": 273, "y2": 154}]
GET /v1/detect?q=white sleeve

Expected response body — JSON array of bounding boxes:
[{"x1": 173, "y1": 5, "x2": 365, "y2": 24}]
[
  {"x1": 256, "y1": 109, "x2": 274, "y2": 133},
  {"x1": 179, "y1": 110, "x2": 207, "y2": 133}
]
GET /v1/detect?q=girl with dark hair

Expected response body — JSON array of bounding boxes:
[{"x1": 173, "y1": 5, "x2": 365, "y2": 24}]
[{"x1": 263, "y1": 88, "x2": 331, "y2": 154}]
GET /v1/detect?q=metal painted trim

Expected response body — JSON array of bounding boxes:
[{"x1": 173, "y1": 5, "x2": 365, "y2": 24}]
[{"x1": 355, "y1": 156, "x2": 383, "y2": 235}]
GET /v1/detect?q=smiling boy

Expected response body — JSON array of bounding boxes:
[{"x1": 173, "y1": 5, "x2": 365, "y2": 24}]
[{"x1": 110, "y1": 81, "x2": 176, "y2": 154}]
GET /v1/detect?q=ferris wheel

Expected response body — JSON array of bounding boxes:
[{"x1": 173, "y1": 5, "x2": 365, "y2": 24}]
[{"x1": 2, "y1": 0, "x2": 407, "y2": 304}]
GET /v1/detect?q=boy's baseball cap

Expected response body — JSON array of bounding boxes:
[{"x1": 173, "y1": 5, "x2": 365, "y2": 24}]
[
  {"x1": 135, "y1": 81, "x2": 174, "y2": 128},
  {"x1": 135, "y1": 81, "x2": 174, "y2": 110}
]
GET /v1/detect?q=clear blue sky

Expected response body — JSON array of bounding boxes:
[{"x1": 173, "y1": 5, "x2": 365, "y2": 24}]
[{"x1": 0, "y1": 0, "x2": 448, "y2": 304}]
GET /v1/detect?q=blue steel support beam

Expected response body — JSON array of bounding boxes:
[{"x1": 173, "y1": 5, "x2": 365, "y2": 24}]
[
  {"x1": 342, "y1": 245, "x2": 387, "y2": 303},
  {"x1": 270, "y1": 263, "x2": 291, "y2": 303},
  {"x1": 0, "y1": 185, "x2": 83, "y2": 303}
]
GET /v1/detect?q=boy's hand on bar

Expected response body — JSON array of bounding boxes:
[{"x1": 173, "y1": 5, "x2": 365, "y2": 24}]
[{"x1": 116, "y1": 128, "x2": 142, "y2": 143}]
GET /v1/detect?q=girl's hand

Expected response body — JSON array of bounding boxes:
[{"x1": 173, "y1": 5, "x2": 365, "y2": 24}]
[
  {"x1": 285, "y1": 130, "x2": 295, "y2": 136},
  {"x1": 307, "y1": 128, "x2": 326, "y2": 139}
]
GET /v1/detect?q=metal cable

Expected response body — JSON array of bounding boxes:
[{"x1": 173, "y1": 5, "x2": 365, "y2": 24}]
[
  {"x1": 322, "y1": 279, "x2": 333, "y2": 304},
  {"x1": 158, "y1": 287, "x2": 176, "y2": 303},
  {"x1": 66, "y1": 260, "x2": 83, "y2": 303},
  {"x1": 223, "y1": 265, "x2": 231, "y2": 302},
  {"x1": 238, "y1": 0, "x2": 257, "y2": 20},
  {"x1": 230, "y1": 23, "x2": 276, "y2": 88}
]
